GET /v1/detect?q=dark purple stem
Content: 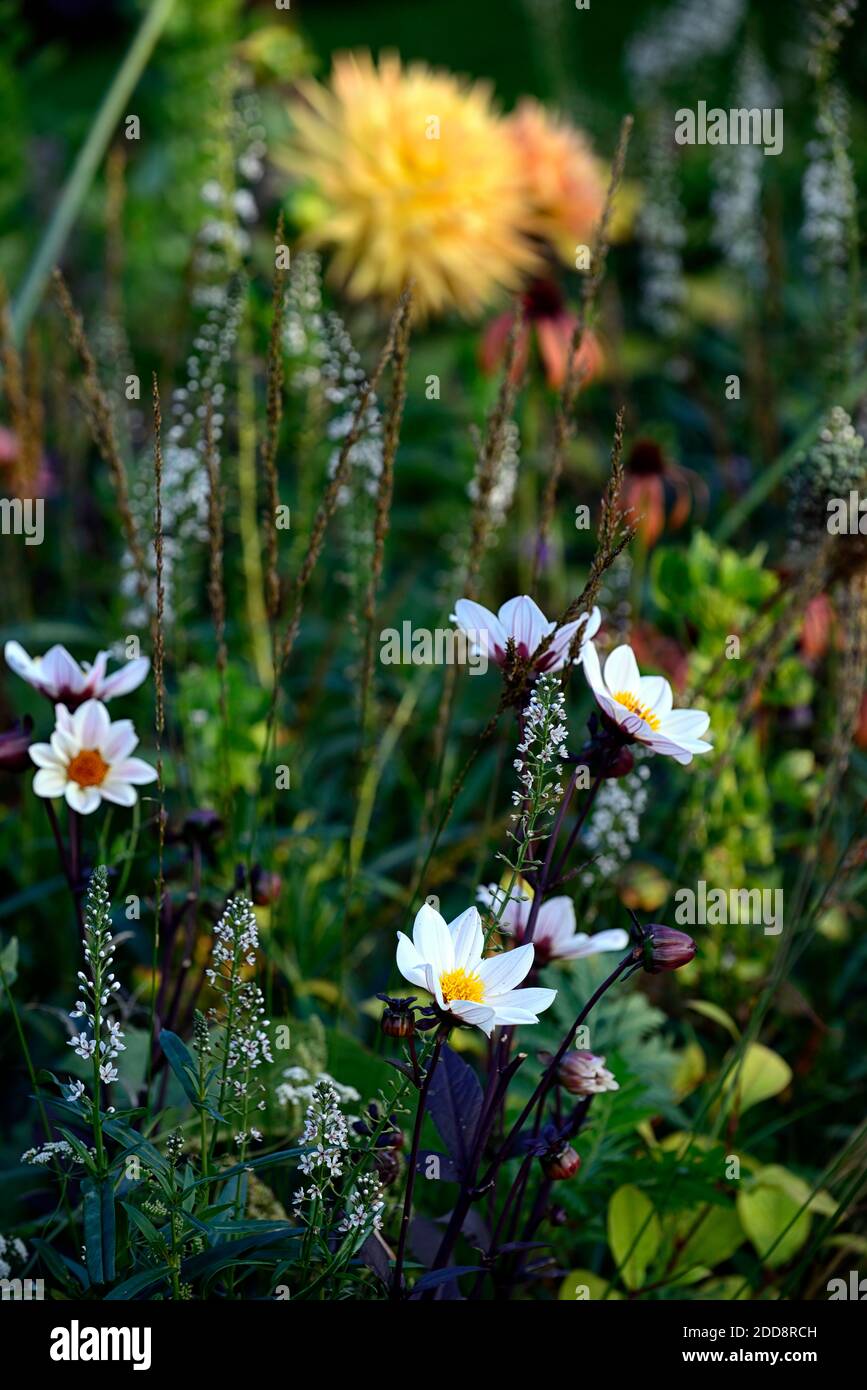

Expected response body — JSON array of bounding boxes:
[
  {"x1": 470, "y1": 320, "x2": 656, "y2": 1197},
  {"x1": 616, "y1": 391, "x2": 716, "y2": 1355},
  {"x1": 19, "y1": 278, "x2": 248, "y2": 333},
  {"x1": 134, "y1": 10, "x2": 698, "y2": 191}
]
[{"x1": 391, "y1": 1029, "x2": 446, "y2": 1299}]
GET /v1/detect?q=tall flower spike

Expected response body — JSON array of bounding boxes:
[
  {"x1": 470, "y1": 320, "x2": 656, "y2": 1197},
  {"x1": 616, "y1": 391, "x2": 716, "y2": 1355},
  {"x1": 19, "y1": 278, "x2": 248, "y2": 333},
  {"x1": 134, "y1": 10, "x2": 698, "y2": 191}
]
[
  {"x1": 207, "y1": 897, "x2": 273, "y2": 1146},
  {"x1": 66, "y1": 866, "x2": 126, "y2": 1105}
]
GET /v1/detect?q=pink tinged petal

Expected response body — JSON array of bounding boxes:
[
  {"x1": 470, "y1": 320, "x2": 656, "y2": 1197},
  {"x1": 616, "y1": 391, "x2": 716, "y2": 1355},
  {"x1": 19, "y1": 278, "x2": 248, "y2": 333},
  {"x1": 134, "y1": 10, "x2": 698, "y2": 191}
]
[
  {"x1": 583, "y1": 606, "x2": 602, "y2": 642},
  {"x1": 477, "y1": 942, "x2": 535, "y2": 994},
  {"x1": 81, "y1": 651, "x2": 109, "y2": 695},
  {"x1": 50, "y1": 728, "x2": 78, "y2": 760},
  {"x1": 449, "y1": 906, "x2": 484, "y2": 970},
  {"x1": 643, "y1": 732, "x2": 698, "y2": 763},
  {"x1": 637, "y1": 675, "x2": 673, "y2": 718},
  {"x1": 64, "y1": 783, "x2": 101, "y2": 814},
  {"x1": 396, "y1": 932, "x2": 429, "y2": 989},
  {"x1": 112, "y1": 757, "x2": 158, "y2": 784},
  {"x1": 565, "y1": 928, "x2": 630, "y2": 958},
  {"x1": 32, "y1": 768, "x2": 67, "y2": 797},
  {"x1": 97, "y1": 657, "x2": 150, "y2": 699},
  {"x1": 603, "y1": 644, "x2": 641, "y2": 697},
  {"x1": 448, "y1": 1000, "x2": 497, "y2": 1035},
  {"x1": 497, "y1": 595, "x2": 549, "y2": 657},
  {"x1": 537, "y1": 896, "x2": 576, "y2": 947},
  {"x1": 54, "y1": 704, "x2": 75, "y2": 734},
  {"x1": 73, "y1": 699, "x2": 110, "y2": 749},
  {"x1": 29, "y1": 741, "x2": 63, "y2": 769},
  {"x1": 413, "y1": 903, "x2": 454, "y2": 976},
  {"x1": 43, "y1": 645, "x2": 87, "y2": 696},
  {"x1": 451, "y1": 599, "x2": 506, "y2": 663},
  {"x1": 488, "y1": 986, "x2": 557, "y2": 1017},
  {"x1": 581, "y1": 640, "x2": 607, "y2": 699},
  {"x1": 661, "y1": 708, "x2": 711, "y2": 739},
  {"x1": 101, "y1": 720, "x2": 138, "y2": 762},
  {"x1": 4, "y1": 640, "x2": 41, "y2": 686},
  {"x1": 98, "y1": 780, "x2": 138, "y2": 808}
]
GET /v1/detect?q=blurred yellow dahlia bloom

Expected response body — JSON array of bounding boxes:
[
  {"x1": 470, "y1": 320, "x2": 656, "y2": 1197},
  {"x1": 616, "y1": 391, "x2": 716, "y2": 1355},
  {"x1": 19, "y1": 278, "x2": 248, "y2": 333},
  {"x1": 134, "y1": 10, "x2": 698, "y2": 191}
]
[
  {"x1": 283, "y1": 51, "x2": 537, "y2": 318},
  {"x1": 506, "y1": 99, "x2": 607, "y2": 265}
]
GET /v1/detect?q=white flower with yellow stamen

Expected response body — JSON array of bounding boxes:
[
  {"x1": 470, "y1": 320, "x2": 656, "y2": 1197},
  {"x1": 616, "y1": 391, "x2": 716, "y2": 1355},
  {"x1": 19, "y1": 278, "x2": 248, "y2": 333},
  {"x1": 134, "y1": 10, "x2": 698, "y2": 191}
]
[
  {"x1": 396, "y1": 902, "x2": 556, "y2": 1037},
  {"x1": 582, "y1": 642, "x2": 712, "y2": 765},
  {"x1": 29, "y1": 699, "x2": 157, "y2": 815}
]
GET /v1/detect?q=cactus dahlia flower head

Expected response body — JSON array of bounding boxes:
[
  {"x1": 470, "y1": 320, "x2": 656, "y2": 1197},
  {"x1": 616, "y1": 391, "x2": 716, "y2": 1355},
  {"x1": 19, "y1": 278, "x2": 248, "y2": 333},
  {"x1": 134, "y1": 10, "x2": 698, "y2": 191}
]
[
  {"x1": 284, "y1": 51, "x2": 538, "y2": 318},
  {"x1": 396, "y1": 903, "x2": 556, "y2": 1037}
]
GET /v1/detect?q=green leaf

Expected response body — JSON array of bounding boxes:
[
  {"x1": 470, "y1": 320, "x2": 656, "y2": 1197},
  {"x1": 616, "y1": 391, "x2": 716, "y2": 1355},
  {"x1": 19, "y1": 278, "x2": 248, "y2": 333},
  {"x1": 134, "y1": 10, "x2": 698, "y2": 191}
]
[
  {"x1": 159, "y1": 1029, "x2": 206, "y2": 1110},
  {"x1": 82, "y1": 1178, "x2": 116, "y2": 1285},
  {"x1": 737, "y1": 1180, "x2": 811, "y2": 1267},
  {"x1": 670, "y1": 1203, "x2": 745, "y2": 1270},
  {"x1": 722, "y1": 1043, "x2": 792, "y2": 1115},
  {"x1": 607, "y1": 1184, "x2": 661, "y2": 1290},
  {"x1": 685, "y1": 999, "x2": 740, "y2": 1041},
  {"x1": 121, "y1": 1201, "x2": 167, "y2": 1253},
  {"x1": 559, "y1": 1269, "x2": 623, "y2": 1301}
]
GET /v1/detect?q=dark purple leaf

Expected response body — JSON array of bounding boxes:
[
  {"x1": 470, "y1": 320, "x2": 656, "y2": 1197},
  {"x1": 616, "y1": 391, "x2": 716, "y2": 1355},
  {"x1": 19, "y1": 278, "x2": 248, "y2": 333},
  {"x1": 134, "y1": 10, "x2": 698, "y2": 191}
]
[
  {"x1": 410, "y1": 1265, "x2": 482, "y2": 1295},
  {"x1": 425, "y1": 1044, "x2": 483, "y2": 1179},
  {"x1": 414, "y1": 1149, "x2": 460, "y2": 1182}
]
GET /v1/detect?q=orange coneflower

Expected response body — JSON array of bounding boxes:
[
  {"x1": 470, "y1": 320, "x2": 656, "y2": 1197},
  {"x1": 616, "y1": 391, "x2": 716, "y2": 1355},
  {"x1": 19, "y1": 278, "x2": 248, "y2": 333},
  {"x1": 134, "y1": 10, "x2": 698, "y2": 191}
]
[{"x1": 621, "y1": 437, "x2": 707, "y2": 548}]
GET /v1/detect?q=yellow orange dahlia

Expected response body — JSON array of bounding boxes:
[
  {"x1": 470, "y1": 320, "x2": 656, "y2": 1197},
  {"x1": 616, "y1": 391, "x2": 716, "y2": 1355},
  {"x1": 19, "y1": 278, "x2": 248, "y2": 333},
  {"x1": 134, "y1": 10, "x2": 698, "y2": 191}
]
[
  {"x1": 506, "y1": 99, "x2": 606, "y2": 266},
  {"x1": 282, "y1": 51, "x2": 537, "y2": 318}
]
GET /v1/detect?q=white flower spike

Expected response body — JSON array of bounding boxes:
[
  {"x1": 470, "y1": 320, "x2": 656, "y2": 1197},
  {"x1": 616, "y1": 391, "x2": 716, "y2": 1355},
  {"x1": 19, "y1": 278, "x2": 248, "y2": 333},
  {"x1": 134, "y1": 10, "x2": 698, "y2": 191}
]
[
  {"x1": 451, "y1": 596, "x2": 601, "y2": 675},
  {"x1": 29, "y1": 699, "x2": 158, "y2": 814},
  {"x1": 396, "y1": 902, "x2": 556, "y2": 1037},
  {"x1": 4, "y1": 640, "x2": 149, "y2": 707},
  {"x1": 582, "y1": 642, "x2": 712, "y2": 766}
]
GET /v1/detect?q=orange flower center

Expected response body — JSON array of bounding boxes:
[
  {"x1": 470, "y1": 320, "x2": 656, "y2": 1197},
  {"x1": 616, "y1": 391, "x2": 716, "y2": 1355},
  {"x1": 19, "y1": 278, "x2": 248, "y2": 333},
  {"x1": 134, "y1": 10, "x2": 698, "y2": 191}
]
[
  {"x1": 613, "y1": 690, "x2": 661, "y2": 731},
  {"x1": 67, "y1": 749, "x2": 110, "y2": 787},
  {"x1": 439, "y1": 966, "x2": 485, "y2": 1005}
]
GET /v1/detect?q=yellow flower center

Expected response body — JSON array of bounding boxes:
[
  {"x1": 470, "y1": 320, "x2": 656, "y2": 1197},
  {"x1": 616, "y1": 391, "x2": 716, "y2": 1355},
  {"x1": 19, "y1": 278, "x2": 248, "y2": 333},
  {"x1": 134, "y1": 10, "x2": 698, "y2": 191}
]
[
  {"x1": 439, "y1": 967, "x2": 485, "y2": 1005},
  {"x1": 612, "y1": 691, "x2": 661, "y2": 731},
  {"x1": 67, "y1": 749, "x2": 110, "y2": 787}
]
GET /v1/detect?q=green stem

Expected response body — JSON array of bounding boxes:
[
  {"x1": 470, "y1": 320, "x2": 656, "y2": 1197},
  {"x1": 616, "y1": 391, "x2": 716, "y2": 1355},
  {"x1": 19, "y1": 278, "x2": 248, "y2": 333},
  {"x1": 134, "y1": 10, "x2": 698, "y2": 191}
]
[{"x1": 11, "y1": 0, "x2": 178, "y2": 342}]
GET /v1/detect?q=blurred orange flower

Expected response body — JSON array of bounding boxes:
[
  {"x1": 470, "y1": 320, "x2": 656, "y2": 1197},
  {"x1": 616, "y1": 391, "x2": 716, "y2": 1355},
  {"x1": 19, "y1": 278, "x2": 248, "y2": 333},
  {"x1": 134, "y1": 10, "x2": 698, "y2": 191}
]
[{"x1": 506, "y1": 99, "x2": 606, "y2": 265}]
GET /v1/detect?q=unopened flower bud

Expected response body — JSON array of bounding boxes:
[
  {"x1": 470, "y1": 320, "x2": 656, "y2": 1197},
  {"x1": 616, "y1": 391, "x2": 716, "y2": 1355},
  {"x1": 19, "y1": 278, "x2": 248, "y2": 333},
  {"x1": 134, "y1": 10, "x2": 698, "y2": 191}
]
[
  {"x1": 541, "y1": 1144, "x2": 581, "y2": 1181},
  {"x1": 557, "y1": 1050, "x2": 619, "y2": 1096},
  {"x1": 250, "y1": 866, "x2": 282, "y2": 907},
  {"x1": 383, "y1": 1006, "x2": 416, "y2": 1039},
  {"x1": 374, "y1": 1148, "x2": 401, "y2": 1186},
  {"x1": 643, "y1": 924, "x2": 696, "y2": 973}
]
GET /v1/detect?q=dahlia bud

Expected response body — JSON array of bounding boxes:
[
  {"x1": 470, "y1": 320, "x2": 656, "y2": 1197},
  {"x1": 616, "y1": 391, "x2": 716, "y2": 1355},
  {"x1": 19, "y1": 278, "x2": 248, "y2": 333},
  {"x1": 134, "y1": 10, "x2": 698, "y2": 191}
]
[
  {"x1": 250, "y1": 866, "x2": 282, "y2": 907},
  {"x1": 557, "y1": 1050, "x2": 619, "y2": 1096},
  {"x1": 541, "y1": 1144, "x2": 581, "y2": 1181},
  {"x1": 378, "y1": 994, "x2": 417, "y2": 1039},
  {"x1": 0, "y1": 716, "x2": 33, "y2": 773},
  {"x1": 603, "y1": 744, "x2": 634, "y2": 778},
  {"x1": 374, "y1": 1148, "x2": 401, "y2": 1186},
  {"x1": 642, "y1": 924, "x2": 696, "y2": 973}
]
